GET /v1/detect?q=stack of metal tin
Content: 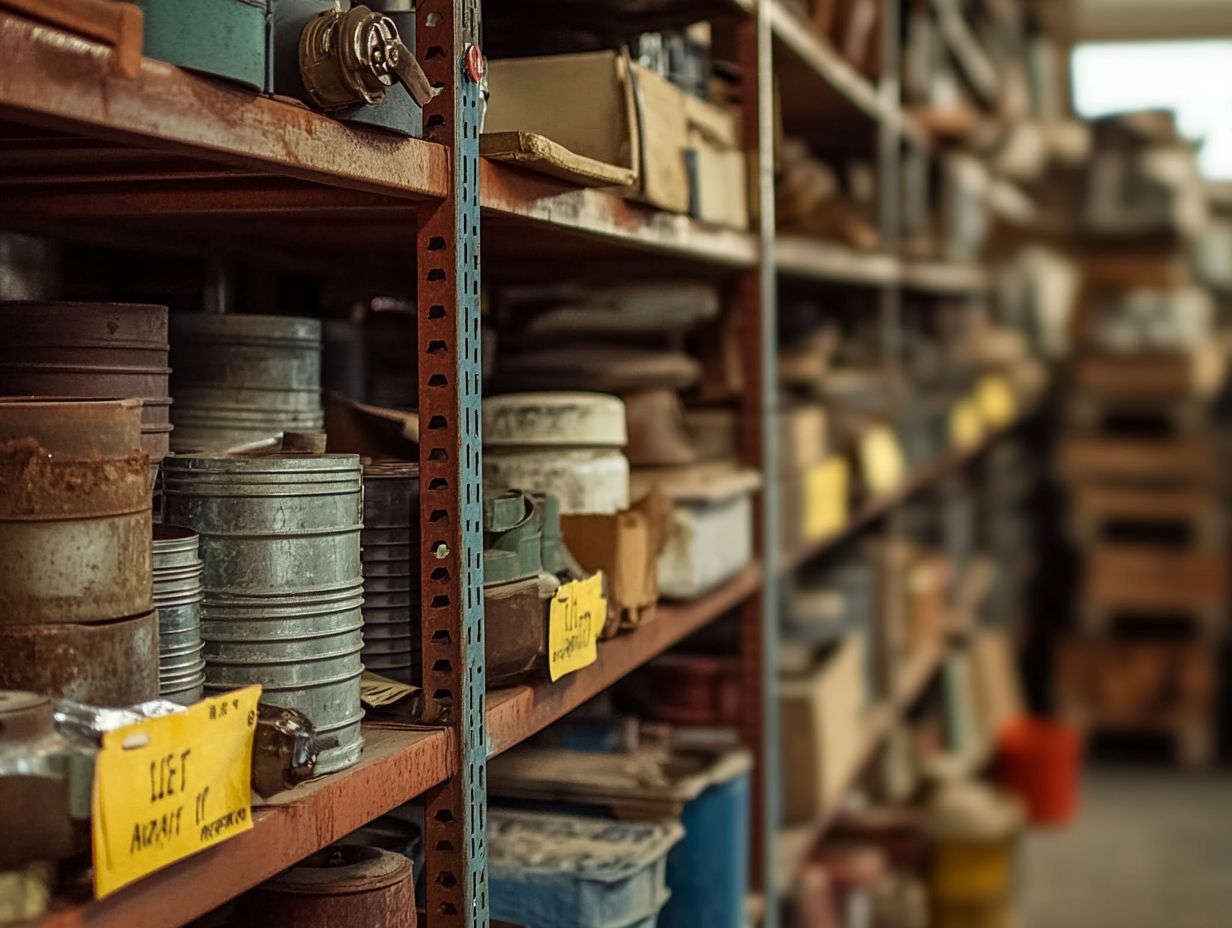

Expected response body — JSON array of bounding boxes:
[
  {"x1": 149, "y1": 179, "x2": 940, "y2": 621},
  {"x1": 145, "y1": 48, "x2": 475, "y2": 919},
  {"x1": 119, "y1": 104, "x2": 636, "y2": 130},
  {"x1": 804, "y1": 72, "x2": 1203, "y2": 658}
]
[
  {"x1": 169, "y1": 313, "x2": 324, "y2": 452},
  {"x1": 0, "y1": 399, "x2": 159, "y2": 706},
  {"x1": 360, "y1": 461, "x2": 420, "y2": 685},
  {"x1": 152, "y1": 525, "x2": 206, "y2": 704},
  {"x1": 0, "y1": 301, "x2": 172, "y2": 485},
  {"x1": 163, "y1": 452, "x2": 365, "y2": 773}
]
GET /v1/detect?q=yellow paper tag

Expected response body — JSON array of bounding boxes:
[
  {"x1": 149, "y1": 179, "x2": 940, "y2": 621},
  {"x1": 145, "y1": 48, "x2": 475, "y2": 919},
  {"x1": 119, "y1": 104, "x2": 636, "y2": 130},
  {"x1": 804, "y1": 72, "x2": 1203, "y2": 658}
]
[
  {"x1": 860, "y1": 426, "x2": 905, "y2": 496},
  {"x1": 548, "y1": 573, "x2": 604, "y2": 682},
  {"x1": 949, "y1": 399, "x2": 984, "y2": 451},
  {"x1": 976, "y1": 375, "x2": 1016, "y2": 429},
  {"x1": 804, "y1": 456, "x2": 849, "y2": 541},
  {"x1": 91, "y1": 686, "x2": 261, "y2": 899}
]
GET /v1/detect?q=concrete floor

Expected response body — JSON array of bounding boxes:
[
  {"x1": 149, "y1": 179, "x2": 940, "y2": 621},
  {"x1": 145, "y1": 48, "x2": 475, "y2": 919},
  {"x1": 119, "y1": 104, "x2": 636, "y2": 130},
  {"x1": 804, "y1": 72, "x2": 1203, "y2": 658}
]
[{"x1": 1022, "y1": 766, "x2": 1232, "y2": 928}]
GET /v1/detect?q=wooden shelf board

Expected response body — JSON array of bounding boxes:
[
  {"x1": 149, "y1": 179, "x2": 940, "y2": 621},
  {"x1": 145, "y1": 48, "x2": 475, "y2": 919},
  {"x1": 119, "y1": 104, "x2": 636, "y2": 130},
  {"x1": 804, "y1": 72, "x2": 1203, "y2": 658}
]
[
  {"x1": 0, "y1": 13, "x2": 448, "y2": 203},
  {"x1": 37, "y1": 725, "x2": 451, "y2": 928},
  {"x1": 902, "y1": 259, "x2": 991, "y2": 294},
  {"x1": 481, "y1": 159, "x2": 760, "y2": 267},
  {"x1": 776, "y1": 236, "x2": 900, "y2": 286},
  {"x1": 486, "y1": 562, "x2": 763, "y2": 757}
]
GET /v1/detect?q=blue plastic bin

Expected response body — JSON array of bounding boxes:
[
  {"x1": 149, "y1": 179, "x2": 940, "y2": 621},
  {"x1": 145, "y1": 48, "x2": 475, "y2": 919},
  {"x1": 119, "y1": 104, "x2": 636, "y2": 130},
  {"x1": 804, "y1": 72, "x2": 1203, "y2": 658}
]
[{"x1": 489, "y1": 810, "x2": 683, "y2": 928}]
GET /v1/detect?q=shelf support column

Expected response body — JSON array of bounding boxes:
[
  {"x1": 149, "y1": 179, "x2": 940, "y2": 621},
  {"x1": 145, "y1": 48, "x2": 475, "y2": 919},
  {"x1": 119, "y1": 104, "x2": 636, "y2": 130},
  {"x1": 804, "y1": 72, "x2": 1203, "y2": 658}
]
[{"x1": 416, "y1": 0, "x2": 488, "y2": 926}]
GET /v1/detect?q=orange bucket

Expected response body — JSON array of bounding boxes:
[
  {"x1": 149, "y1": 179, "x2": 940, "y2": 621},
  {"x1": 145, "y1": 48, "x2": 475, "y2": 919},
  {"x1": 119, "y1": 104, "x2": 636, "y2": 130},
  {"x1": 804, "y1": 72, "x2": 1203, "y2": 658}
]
[{"x1": 995, "y1": 716, "x2": 1082, "y2": 826}]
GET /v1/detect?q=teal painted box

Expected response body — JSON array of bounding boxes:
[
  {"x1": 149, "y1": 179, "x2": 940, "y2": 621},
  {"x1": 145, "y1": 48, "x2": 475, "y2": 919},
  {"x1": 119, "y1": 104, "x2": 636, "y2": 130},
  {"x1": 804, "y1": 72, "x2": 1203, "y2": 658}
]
[{"x1": 134, "y1": 0, "x2": 272, "y2": 92}]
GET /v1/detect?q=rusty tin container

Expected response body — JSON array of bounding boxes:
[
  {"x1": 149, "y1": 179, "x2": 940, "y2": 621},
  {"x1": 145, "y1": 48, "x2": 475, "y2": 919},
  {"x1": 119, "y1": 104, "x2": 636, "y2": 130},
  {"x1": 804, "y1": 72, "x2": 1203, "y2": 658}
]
[
  {"x1": 0, "y1": 399, "x2": 152, "y2": 626},
  {"x1": 0, "y1": 610, "x2": 160, "y2": 706},
  {"x1": 153, "y1": 524, "x2": 206, "y2": 704},
  {"x1": 0, "y1": 302, "x2": 172, "y2": 477},
  {"x1": 234, "y1": 845, "x2": 416, "y2": 928}
]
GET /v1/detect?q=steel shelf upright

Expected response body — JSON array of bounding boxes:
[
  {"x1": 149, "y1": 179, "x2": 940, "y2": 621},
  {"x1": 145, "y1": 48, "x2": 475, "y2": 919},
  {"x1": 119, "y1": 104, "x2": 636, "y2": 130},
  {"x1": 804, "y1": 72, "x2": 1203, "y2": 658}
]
[
  {"x1": 737, "y1": 1, "x2": 782, "y2": 920},
  {"x1": 415, "y1": 1, "x2": 489, "y2": 926}
]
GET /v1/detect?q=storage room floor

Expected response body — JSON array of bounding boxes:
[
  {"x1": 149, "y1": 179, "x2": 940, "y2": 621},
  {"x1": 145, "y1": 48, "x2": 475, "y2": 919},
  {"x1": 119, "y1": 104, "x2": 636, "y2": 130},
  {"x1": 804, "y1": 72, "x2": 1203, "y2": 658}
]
[{"x1": 1022, "y1": 766, "x2": 1232, "y2": 928}]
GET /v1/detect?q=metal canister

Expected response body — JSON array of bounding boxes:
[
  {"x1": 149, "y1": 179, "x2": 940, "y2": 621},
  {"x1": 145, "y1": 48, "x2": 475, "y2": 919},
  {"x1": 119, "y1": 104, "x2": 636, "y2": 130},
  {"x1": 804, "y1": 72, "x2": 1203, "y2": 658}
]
[
  {"x1": 153, "y1": 524, "x2": 206, "y2": 704},
  {"x1": 234, "y1": 845, "x2": 416, "y2": 928},
  {"x1": 162, "y1": 453, "x2": 364, "y2": 773},
  {"x1": 0, "y1": 302, "x2": 172, "y2": 480},
  {"x1": 0, "y1": 610, "x2": 160, "y2": 706},
  {"x1": 360, "y1": 461, "x2": 419, "y2": 685},
  {"x1": 0, "y1": 399, "x2": 152, "y2": 625},
  {"x1": 169, "y1": 313, "x2": 323, "y2": 452}
]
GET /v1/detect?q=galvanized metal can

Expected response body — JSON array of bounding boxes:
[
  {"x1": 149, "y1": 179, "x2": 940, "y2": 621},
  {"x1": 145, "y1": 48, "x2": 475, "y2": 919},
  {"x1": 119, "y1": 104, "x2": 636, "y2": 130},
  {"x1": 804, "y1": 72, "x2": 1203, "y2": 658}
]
[
  {"x1": 233, "y1": 845, "x2": 416, "y2": 928},
  {"x1": 162, "y1": 452, "x2": 364, "y2": 772},
  {"x1": 169, "y1": 313, "x2": 323, "y2": 452},
  {"x1": 0, "y1": 399, "x2": 152, "y2": 625},
  {"x1": 0, "y1": 302, "x2": 172, "y2": 477},
  {"x1": 0, "y1": 609, "x2": 160, "y2": 706},
  {"x1": 153, "y1": 524, "x2": 205, "y2": 704}
]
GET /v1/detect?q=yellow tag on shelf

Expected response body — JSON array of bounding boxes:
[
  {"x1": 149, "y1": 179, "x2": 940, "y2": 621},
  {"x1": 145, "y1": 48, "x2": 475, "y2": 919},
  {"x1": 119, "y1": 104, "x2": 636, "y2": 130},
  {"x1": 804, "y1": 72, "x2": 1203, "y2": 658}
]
[
  {"x1": 804, "y1": 456, "x2": 850, "y2": 541},
  {"x1": 548, "y1": 572, "x2": 604, "y2": 682},
  {"x1": 949, "y1": 399, "x2": 984, "y2": 451},
  {"x1": 860, "y1": 425, "x2": 905, "y2": 497},
  {"x1": 91, "y1": 686, "x2": 261, "y2": 899},
  {"x1": 976, "y1": 375, "x2": 1016, "y2": 430}
]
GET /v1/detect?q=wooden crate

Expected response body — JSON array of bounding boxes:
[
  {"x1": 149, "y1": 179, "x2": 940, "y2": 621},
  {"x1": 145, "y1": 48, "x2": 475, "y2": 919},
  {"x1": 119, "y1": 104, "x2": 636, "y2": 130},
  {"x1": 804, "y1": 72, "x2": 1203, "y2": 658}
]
[
  {"x1": 1079, "y1": 544, "x2": 1227, "y2": 634},
  {"x1": 1068, "y1": 484, "x2": 1224, "y2": 549},
  {"x1": 1057, "y1": 435, "x2": 1220, "y2": 488},
  {"x1": 1056, "y1": 638, "x2": 1217, "y2": 769},
  {"x1": 1069, "y1": 346, "x2": 1225, "y2": 403}
]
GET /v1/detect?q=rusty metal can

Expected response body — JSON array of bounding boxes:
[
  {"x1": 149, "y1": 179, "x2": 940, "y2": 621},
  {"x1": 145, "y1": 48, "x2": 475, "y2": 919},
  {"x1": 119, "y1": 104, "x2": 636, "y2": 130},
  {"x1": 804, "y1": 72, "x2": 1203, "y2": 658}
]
[
  {"x1": 0, "y1": 302, "x2": 172, "y2": 476},
  {"x1": 0, "y1": 610, "x2": 160, "y2": 706},
  {"x1": 0, "y1": 399, "x2": 152, "y2": 625},
  {"x1": 169, "y1": 313, "x2": 323, "y2": 452},
  {"x1": 153, "y1": 524, "x2": 205, "y2": 704},
  {"x1": 234, "y1": 845, "x2": 416, "y2": 928}
]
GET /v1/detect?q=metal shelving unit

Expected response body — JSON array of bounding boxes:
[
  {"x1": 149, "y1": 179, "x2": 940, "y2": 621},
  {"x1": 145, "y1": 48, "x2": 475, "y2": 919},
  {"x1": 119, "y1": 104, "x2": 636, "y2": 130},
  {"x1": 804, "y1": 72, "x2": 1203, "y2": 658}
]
[{"x1": 0, "y1": 0, "x2": 1024, "y2": 924}]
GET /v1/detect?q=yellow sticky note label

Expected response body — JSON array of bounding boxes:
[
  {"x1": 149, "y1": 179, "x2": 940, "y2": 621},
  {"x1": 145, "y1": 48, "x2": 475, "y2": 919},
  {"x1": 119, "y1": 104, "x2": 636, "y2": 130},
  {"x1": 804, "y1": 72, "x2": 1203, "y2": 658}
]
[
  {"x1": 804, "y1": 456, "x2": 850, "y2": 540},
  {"x1": 976, "y1": 375, "x2": 1016, "y2": 429},
  {"x1": 860, "y1": 425, "x2": 905, "y2": 496},
  {"x1": 548, "y1": 573, "x2": 604, "y2": 682},
  {"x1": 950, "y1": 399, "x2": 984, "y2": 451},
  {"x1": 91, "y1": 686, "x2": 261, "y2": 899}
]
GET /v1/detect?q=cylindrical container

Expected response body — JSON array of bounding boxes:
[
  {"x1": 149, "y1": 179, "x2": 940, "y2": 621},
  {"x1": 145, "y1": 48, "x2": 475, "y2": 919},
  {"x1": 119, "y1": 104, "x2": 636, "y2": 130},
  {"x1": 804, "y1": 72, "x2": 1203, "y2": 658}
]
[
  {"x1": 0, "y1": 302, "x2": 172, "y2": 479},
  {"x1": 233, "y1": 845, "x2": 416, "y2": 928},
  {"x1": 162, "y1": 453, "x2": 364, "y2": 773},
  {"x1": 360, "y1": 461, "x2": 419, "y2": 686},
  {"x1": 153, "y1": 524, "x2": 205, "y2": 704},
  {"x1": 0, "y1": 610, "x2": 160, "y2": 705},
  {"x1": 0, "y1": 398, "x2": 152, "y2": 625},
  {"x1": 483, "y1": 392, "x2": 630, "y2": 514},
  {"x1": 995, "y1": 716, "x2": 1082, "y2": 826},
  {"x1": 169, "y1": 313, "x2": 323, "y2": 452}
]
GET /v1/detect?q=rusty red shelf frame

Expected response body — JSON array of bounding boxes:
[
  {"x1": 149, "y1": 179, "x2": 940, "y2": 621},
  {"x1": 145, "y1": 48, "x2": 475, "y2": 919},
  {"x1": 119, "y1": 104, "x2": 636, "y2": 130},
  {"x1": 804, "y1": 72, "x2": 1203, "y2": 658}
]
[{"x1": 486, "y1": 562, "x2": 764, "y2": 757}]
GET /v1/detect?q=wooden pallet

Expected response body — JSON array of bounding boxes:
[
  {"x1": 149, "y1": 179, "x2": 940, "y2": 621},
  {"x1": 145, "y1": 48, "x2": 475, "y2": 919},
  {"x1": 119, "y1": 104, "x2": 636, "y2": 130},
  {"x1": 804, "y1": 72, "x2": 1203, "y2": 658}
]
[
  {"x1": 1065, "y1": 393, "x2": 1210, "y2": 436},
  {"x1": 1079, "y1": 545, "x2": 1228, "y2": 636},
  {"x1": 1056, "y1": 638, "x2": 1217, "y2": 769},
  {"x1": 1069, "y1": 347, "x2": 1226, "y2": 404},
  {"x1": 1057, "y1": 435, "x2": 1221, "y2": 489},
  {"x1": 1068, "y1": 485, "x2": 1225, "y2": 549}
]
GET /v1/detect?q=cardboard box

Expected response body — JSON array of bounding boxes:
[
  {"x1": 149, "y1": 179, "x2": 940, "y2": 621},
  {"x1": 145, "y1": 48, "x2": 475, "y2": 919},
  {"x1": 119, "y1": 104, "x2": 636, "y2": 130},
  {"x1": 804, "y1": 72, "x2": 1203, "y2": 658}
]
[
  {"x1": 562, "y1": 492, "x2": 667, "y2": 638},
  {"x1": 484, "y1": 50, "x2": 748, "y2": 227},
  {"x1": 684, "y1": 93, "x2": 749, "y2": 229},
  {"x1": 778, "y1": 404, "x2": 829, "y2": 474},
  {"x1": 484, "y1": 51, "x2": 640, "y2": 190},
  {"x1": 780, "y1": 636, "x2": 867, "y2": 822}
]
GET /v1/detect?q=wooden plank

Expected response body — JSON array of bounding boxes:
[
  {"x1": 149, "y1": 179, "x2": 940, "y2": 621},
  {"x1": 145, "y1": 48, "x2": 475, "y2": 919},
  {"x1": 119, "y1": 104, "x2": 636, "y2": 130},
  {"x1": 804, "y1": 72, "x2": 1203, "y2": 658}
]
[
  {"x1": 36, "y1": 725, "x2": 452, "y2": 928},
  {"x1": 0, "y1": 12, "x2": 449, "y2": 201},
  {"x1": 486, "y1": 563, "x2": 763, "y2": 757},
  {"x1": 1057, "y1": 435, "x2": 1220, "y2": 487}
]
